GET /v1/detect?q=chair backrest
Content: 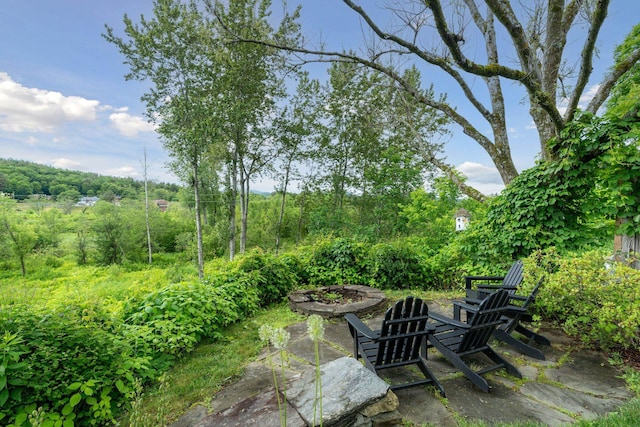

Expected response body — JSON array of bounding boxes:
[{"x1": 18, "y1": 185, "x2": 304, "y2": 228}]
[
  {"x1": 376, "y1": 297, "x2": 430, "y2": 366},
  {"x1": 518, "y1": 276, "x2": 544, "y2": 308},
  {"x1": 502, "y1": 277, "x2": 545, "y2": 331},
  {"x1": 458, "y1": 290, "x2": 510, "y2": 353},
  {"x1": 502, "y1": 260, "x2": 524, "y2": 289}
]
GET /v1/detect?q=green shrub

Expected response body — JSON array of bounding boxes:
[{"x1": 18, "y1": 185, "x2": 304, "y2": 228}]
[
  {"x1": 122, "y1": 279, "x2": 260, "y2": 356},
  {"x1": 0, "y1": 306, "x2": 146, "y2": 426},
  {"x1": 303, "y1": 237, "x2": 369, "y2": 287},
  {"x1": 524, "y1": 249, "x2": 640, "y2": 350},
  {"x1": 367, "y1": 242, "x2": 428, "y2": 290},
  {"x1": 235, "y1": 249, "x2": 300, "y2": 305}
]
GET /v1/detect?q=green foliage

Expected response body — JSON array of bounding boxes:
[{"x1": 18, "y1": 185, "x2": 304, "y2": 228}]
[
  {"x1": 606, "y1": 23, "x2": 640, "y2": 120},
  {"x1": 524, "y1": 249, "x2": 640, "y2": 350},
  {"x1": 366, "y1": 241, "x2": 429, "y2": 290},
  {"x1": 0, "y1": 306, "x2": 146, "y2": 426},
  {"x1": 478, "y1": 160, "x2": 605, "y2": 260},
  {"x1": 302, "y1": 237, "x2": 369, "y2": 287},
  {"x1": 235, "y1": 249, "x2": 300, "y2": 305},
  {"x1": 0, "y1": 260, "x2": 268, "y2": 426},
  {"x1": 122, "y1": 279, "x2": 260, "y2": 356}
]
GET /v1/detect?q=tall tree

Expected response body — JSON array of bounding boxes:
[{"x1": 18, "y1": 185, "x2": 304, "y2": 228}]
[
  {"x1": 271, "y1": 72, "x2": 320, "y2": 253},
  {"x1": 0, "y1": 196, "x2": 36, "y2": 276},
  {"x1": 210, "y1": 0, "x2": 300, "y2": 258},
  {"x1": 105, "y1": 0, "x2": 220, "y2": 277},
  {"x1": 308, "y1": 63, "x2": 446, "y2": 236},
  {"x1": 219, "y1": 0, "x2": 640, "y2": 200}
]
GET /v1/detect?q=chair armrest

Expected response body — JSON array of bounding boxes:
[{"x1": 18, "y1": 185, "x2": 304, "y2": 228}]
[
  {"x1": 429, "y1": 312, "x2": 471, "y2": 329},
  {"x1": 476, "y1": 284, "x2": 504, "y2": 291},
  {"x1": 453, "y1": 299, "x2": 480, "y2": 321},
  {"x1": 344, "y1": 313, "x2": 380, "y2": 340},
  {"x1": 454, "y1": 300, "x2": 480, "y2": 314},
  {"x1": 505, "y1": 305, "x2": 528, "y2": 314},
  {"x1": 465, "y1": 275, "x2": 505, "y2": 289}
]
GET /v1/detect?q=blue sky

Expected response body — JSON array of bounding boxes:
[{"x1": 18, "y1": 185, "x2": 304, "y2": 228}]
[{"x1": 1, "y1": 1, "x2": 638, "y2": 194}]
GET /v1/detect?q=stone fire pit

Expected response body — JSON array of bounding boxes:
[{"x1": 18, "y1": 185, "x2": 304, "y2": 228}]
[{"x1": 288, "y1": 285, "x2": 387, "y2": 318}]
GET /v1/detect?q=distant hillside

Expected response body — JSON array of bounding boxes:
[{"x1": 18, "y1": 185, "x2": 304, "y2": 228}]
[{"x1": 0, "y1": 158, "x2": 182, "y2": 200}]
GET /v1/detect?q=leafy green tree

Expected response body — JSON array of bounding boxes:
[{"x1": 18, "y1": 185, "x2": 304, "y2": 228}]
[
  {"x1": 35, "y1": 208, "x2": 65, "y2": 250},
  {"x1": 271, "y1": 72, "x2": 320, "y2": 253},
  {"x1": 57, "y1": 188, "x2": 81, "y2": 213},
  {"x1": 105, "y1": 0, "x2": 217, "y2": 277},
  {"x1": 604, "y1": 23, "x2": 640, "y2": 265},
  {"x1": 212, "y1": 0, "x2": 300, "y2": 258},
  {"x1": 12, "y1": 179, "x2": 32, "y2": 200},
  {"x1": 308, "y1": 63, "x2": 445, "y2": 238},
  {"x1": 91, "y1": 201, "x2": 127, "y2": 265},
  {"x1": 0, "y1": 196, "x2": 37, "y2": 275}
]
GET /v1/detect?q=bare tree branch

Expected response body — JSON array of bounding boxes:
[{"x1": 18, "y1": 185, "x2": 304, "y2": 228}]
[
  {"x1": 587, "y1": 46, "x2": 640, "y2": 114},
  {"x1": 565, "y1": 0, "x2": 610, "y2": 121}
]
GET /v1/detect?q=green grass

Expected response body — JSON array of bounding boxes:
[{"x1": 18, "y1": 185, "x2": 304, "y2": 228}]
[{"x1": 121, "y1": 303, "x2": 304, "y2": 426}]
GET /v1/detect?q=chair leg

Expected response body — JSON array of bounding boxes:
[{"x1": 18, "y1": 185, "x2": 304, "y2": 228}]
[
  {"x1": 483, "y1": 347, "x2": 522, "y2": 379},
  {"x1": 417, "y1": 358, "x2": 446, "y2": 397},
  {"x1": 493, "y1": 329, "x2": 546, "y2": 360},
  {"x1": 514, "y1": 324, "x2": 551, "y2": 346},
  {"x1": 431, "y1": 341, "x2": 490, "y2": 392}
]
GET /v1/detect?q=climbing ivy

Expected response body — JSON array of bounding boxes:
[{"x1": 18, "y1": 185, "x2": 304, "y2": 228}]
[{"x1": 467, "y1": 110, "x2": 639, "y2": 261}]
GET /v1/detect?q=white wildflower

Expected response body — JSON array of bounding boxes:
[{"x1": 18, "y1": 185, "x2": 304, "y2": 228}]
[
  {"x1": 259, "y1": 324, "x2": 274, "y2": 344},
  {"x1": 271, "y1": 327, "x2": 290, "y2": 351},
  {"x1": 307, "y1": 314, "x2": 325, "y2": 342}
]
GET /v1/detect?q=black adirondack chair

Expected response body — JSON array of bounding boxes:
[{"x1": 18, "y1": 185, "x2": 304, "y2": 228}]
[
  {"x1": 491, "y1": 277, "x2": 551, "y2": 359},
  {"x1": 463, "y1": 260, "x2": 524, "y2": 304},
  {"x1": 458, "y1": 276, "x2": 551, "y2": 360},
  {"x1": 345, "y1": 297, "x2": 445, "y2": 396},
  {"x1": 428, "y1": 290, "x2": 522, "y2": 392}
]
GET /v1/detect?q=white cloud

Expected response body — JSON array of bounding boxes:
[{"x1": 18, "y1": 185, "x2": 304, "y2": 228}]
[
  {"x1": 557, "y1": 84, "x2": 601, "y2": 115},
  {"x1": 50, "y1": 158, "x2": 83, "y2": 170},
  {"x1": 0, "y1": 72, "x2": 99, "y2": 133},
  {"x1": 457, "y1": 161, "x2": 505, "y2": 195},
  {"x1": 109, "y1": 112, "x2": 156, "y2": 137},
  {"x1": 106, "y1": 165, "x2": 140, "y2": 179},
  {"x1": 580, "y1": 84, "x2": 600, "y2": 106}
]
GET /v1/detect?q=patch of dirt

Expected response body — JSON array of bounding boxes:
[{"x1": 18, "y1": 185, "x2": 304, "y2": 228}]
[
  {"x1": 308, "y1": 287, "x2": 365, "y2": 305},
  {"x1": 615, "y1": 347, "x2": 640, "y2": 370}
]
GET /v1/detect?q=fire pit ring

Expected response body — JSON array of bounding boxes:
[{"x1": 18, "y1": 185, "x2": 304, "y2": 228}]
[{"x1": 288, "y1": 285, "x2": 388, "y2": 318}]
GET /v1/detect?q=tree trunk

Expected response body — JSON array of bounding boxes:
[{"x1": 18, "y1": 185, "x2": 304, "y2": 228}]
[
  {"x1": 614, "y1": 218, "x2": 640, "y2": 269},
  {"x1": 297, "y1": 186, "x2": 306, "y2": 245},
  {"x1": 193, "y1": 163, "x2": 205, "y2": 279},
  {"x1": 228, "y1": 152, "x2": 238, "y2": 261},
  {"x1": 239, "y1": 164, "x2": 249, "y2": 254},
  {"x1": 275, "y1": 157, "x2": 292, "y2": 255},
  {"x1": 143, "y1": 148, "x2": 153, "y2": 265}
]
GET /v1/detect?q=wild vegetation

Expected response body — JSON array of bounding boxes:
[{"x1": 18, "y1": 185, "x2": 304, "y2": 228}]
[{"x1": 2, "y1": 0, "x2": 640, "y2": 425}]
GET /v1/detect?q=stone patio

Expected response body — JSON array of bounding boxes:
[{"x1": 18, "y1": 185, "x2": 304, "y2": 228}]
[{"x1": 170, "y1": 299, "x2": 634, "y2": 426}]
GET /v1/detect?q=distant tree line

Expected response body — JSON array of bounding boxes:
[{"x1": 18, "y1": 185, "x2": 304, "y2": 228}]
[{"x1": 0, "y1": 158, "x2": 182, "y2": 201}]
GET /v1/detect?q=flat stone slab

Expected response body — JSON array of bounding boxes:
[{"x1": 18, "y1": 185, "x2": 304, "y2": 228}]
[
  {"x1": 544, "y1": 350, "x2": 632, "y2": 399},
  {"x1": 521, "y1": 382, "x2": 626, "y2": 421},
  {"x1": 444, "y1": 377, "x2": 574, "y2": 426},
  {"x1": 194, "y1": 388, "x2": 305, "y2": 427},
  {"x1": 287, "y1": 357, "x2": 392, "y2": 426}
]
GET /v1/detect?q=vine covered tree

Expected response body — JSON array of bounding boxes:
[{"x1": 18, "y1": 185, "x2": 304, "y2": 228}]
[{"x1": 218, "y1": 0, "x2": 640, "y2": 200}]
